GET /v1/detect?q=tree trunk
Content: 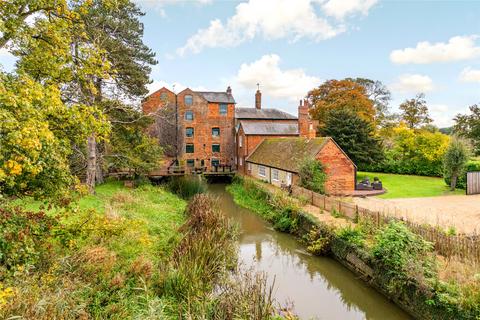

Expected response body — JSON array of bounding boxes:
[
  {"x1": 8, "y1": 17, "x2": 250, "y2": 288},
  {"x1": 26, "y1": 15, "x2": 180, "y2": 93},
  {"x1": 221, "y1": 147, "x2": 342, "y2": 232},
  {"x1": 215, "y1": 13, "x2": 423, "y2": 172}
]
[
  {"x1": 86, "y1": 134, "x2": 97, "y2": 193},
  {"x1": 450, "y1": 174, "x2": 458, "y2": 191}
]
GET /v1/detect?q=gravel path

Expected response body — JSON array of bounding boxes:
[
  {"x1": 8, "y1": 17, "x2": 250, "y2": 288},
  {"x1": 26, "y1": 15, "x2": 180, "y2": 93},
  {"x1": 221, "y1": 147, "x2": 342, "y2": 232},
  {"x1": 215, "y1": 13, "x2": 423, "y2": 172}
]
[{"x1": 352, "y1": 194, "x2": 480, "y2": 235}]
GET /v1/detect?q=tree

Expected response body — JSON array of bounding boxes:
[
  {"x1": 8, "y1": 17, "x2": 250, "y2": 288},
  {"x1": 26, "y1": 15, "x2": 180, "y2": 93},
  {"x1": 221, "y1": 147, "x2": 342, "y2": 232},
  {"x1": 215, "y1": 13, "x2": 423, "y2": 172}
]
[
  {"x1": 399, "y1": 93, "x2": 433, "y2": 129},
  {"x1": 319, "y1": 109, "x2": 384, "y2": 169},
  {"x1": 443, "y1": 138, "x2": 469, "y2": 191},
  {"x1": 298, "y1": 158, "x2": 327, "y2": 194},
  {"x1": 308, "y1": 79, "x2": 375, "y2": 128},
  {"x1": 453, "y1": 104, "x2": 480, "y2": 155},
  {"x1": 348, "y1": 78, "x2": 392, "y2": 127}
]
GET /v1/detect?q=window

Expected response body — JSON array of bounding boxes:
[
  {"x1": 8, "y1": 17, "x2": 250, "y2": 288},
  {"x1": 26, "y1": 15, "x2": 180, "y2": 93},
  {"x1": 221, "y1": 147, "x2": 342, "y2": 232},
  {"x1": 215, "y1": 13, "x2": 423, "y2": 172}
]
[
  {"x1": 212, "y1": 144, "x2": 220, "y2": 153},
  {"x1": 211, "y1": 159, "x2": 220, "y2": 167},
  {"x1": 212, "y1": 127, "x2": 220, "y2": 137},
  {"x1": 258, "y1": 165, "x2": 266, "y2": 177},
  {"x1": 160, "y1": 92, "x2": 168, "y2": 101},
  {"x1": 272, "y1": 169, "x2": 279, "y2": 181},
  {"x1": 186, "y1": 159, "x2": 195, "y2": 167},
  {"x1": 247, "y1": 162, "x2": 251, "y2": 171},
  {"x1": 239, "y1": 157, "x2": 243, "y2": 166},
  {"x1": 184, "y1": 95, "x2": 193, "y2": 105},
  {"x1": 186, "y1": 144, "x2": 194, "y2": 153},
  {"x1": 239, "y1": 135, "x2": 243, "y2": 147},
  {"x1": 219, "y1": 103, "x2": 227, "y2": 115},
  {"x1": 186, "y1": 127, "x2": 194, "y2": 138},
  {"x1": 185, "y1": 111, "x2": 194, "y2": 121}
]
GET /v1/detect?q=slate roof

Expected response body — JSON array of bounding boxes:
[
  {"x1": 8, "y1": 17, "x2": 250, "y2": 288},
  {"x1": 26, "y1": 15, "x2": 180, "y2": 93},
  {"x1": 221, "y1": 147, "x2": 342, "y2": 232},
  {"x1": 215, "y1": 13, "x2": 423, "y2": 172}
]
[
  {"x1": 235, "y1": 107, "x2": 297, "y2": 120},
  {"x1": 195, "y1": 91, "x2": 236, "y2": 104},
  {"x1": 240, "y1": 121, "x2": 298, "y2": 135},
  {"x1": 246, "y1": 137, "x2": 329, "y2": 173}
]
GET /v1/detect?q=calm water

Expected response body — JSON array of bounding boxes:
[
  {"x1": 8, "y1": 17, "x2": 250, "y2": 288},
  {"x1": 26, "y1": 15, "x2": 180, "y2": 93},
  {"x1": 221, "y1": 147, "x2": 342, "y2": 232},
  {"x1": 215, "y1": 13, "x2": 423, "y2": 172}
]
[{"x1": 208, "y1": 183, "x2": 411, "y2": 320}]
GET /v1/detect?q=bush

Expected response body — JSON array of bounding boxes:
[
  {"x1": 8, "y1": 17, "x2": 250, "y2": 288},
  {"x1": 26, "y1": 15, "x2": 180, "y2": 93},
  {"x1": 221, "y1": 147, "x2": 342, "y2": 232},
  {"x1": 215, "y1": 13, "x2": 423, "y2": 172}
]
[
  {"x1": 372, "y1": 221, "x2": 436, "y2": 293},
  {"x1": 444, "y1": 159, "x2": 480, "y2": 189},
  {"x1": 304, "y1": 225, "x2": 334, "y2": 255},
  {"x1": 337, "y1": 226, "x2": 365, "y2": 248},
  {"x1": 0, "y1": 207, "x2": 57, "y2": 276},
  {"x1": 166, "y1": 175, "x2": 207, "y2": 199},
  {"x1": 443, "y1": 138, "x2": 470, "y2": 190},
  {"x1": 298, "y1": 158, "x2": 326, "y2": 194}
]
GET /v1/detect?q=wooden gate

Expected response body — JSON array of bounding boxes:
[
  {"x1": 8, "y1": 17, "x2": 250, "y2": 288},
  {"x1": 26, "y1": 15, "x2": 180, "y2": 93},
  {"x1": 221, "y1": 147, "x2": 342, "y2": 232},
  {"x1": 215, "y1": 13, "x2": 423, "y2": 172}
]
[{"x1": 467, "y1": 171, "x2": 480, "y2": 195}]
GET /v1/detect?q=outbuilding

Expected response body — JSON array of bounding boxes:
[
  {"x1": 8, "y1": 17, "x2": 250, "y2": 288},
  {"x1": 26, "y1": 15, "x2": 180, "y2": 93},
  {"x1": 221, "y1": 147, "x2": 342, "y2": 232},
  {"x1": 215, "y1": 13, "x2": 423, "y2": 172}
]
[{"x1": 245, "y1": 137, "x2": 356, "y2": 195}]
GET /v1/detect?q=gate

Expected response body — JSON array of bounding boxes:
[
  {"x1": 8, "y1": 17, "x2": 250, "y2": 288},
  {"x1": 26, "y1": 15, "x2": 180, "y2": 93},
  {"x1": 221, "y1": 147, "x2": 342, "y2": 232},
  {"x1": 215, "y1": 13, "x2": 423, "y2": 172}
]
[{"x1": 467, "y1": 171, "x2": 480, "y2": 195}]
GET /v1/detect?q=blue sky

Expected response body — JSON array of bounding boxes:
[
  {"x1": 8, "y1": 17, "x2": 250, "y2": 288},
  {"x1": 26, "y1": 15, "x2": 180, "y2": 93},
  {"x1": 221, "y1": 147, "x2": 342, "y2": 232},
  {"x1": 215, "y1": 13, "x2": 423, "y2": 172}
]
[{"x1": 2, "y1": 0, "x2": 480, "y2": 127}]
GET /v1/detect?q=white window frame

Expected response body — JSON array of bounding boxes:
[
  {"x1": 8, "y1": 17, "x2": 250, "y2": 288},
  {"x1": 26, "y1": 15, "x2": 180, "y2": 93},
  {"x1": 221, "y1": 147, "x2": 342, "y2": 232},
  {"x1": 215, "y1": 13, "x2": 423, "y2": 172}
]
[
  {"x1": 272, "y1": 169, "x2": 279, "y2": 181},
  {"x1": 258, "y1": 165, "x2": 266, "y2": 177},
  {"x1": 247, "y1": 162, "x2": 252, "y2": 171},
  {"x1": 239, "y1": 157, "x2": 243, "y2": 166},
  {"x1": 239, "y1": 135, "x2": 243, "y2": 147}
]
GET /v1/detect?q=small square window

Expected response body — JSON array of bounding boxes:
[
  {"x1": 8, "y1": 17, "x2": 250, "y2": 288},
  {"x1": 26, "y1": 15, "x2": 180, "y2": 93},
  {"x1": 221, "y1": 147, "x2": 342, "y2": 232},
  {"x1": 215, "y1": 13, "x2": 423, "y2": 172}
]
[
  {"x1": 185, "y1": 95, "x2": 193, "y2": 105},
  {"x1": 212, "y1": 144, "x2": 220, "y2": 153},
  {"x1": 186, "y1": 159, "x2": 195, "y2": 167},
  {"x1": 211, "y1": 159, "x2": 220, "y2": 167},
  {"x1": 258, "y1": 166, "x2": 266, "y2": 177},
  {"x1": 212, "y1": 127, "x2": 220, "y2": 137},
  {"x1": 186, "y1": 144, "x2": 194, "y2": 153},
  {"x1": 219, "y1": 104, "x2": 227, "y2": 115},
  {"x1": 185, "y1": 111, "x2": 194, "y2": 121},
  {"x1": 186, "y1": 127, "x2": 194, "y2": 137}
]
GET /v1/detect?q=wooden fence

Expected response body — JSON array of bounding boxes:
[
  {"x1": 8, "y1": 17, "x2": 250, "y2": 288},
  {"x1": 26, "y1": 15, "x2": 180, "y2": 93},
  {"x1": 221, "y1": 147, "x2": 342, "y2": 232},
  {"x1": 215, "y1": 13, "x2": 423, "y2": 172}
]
[
  {"x1": 467, "y1": 171, "x2": 480, "y2": 195},
  {"x1": 291, "y1": 185, "x2": 480, "y2": 262}
]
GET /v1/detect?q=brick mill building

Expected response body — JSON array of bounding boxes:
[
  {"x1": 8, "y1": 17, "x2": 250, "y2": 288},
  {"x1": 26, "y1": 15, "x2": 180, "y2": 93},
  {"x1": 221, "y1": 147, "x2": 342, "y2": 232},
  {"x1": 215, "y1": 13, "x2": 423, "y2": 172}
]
[{"x1": 142, "y1": 86, "x2": 355, "y2": 194}]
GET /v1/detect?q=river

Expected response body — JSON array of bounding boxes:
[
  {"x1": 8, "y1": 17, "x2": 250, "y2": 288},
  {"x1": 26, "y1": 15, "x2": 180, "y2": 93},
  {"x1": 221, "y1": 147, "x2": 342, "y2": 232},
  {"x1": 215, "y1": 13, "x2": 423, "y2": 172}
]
[{"x1": 208, "y1": 183, "x2": 411, "y2": 320}]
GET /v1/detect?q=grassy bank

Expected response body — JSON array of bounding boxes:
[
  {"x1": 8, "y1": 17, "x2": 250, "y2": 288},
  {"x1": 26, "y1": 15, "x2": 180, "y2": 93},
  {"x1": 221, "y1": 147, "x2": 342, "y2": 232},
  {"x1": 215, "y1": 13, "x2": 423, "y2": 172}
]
[
  {"x1": 357, "y1": 171, "x2": 464, "y2": 198},
  {"x1": 227, "y1": 176, "x2": 480, "y2": 320},
  {"x1": 1, "y1": 181, "x2": 285, "y2": 319}
]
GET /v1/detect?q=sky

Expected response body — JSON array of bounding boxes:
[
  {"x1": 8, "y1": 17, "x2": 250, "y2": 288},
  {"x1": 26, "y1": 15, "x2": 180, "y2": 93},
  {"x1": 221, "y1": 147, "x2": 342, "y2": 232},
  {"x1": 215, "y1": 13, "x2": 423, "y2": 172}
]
[{"x1": 1, "y1": 0, "x2": 480, "y2": 127}]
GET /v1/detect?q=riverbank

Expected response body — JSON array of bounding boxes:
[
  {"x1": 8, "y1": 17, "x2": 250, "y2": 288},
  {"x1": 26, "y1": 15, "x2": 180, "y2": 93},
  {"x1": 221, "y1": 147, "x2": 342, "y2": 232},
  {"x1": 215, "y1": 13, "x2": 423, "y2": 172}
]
[
  {"x1": 227, "y1": 176, "x2": 480, "y2": 320},
  {"x1": 0, "y1": 181, "x2": 282, "y2": 319}
]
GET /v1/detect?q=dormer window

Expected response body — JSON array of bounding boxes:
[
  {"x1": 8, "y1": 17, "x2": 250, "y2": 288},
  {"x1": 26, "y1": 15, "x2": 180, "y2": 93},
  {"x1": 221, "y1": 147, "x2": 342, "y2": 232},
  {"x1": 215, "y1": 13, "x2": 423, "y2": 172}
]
[{"x1": 185, "y1": 95, "x2": 193, "y2": 105}]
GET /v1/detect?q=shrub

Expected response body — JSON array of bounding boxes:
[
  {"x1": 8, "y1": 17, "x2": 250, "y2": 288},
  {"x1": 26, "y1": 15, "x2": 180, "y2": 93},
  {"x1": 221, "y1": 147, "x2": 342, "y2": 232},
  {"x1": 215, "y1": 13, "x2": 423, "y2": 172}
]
[
  {"x1": 305, "y1": 225, "x2": 334, "y2": 255},
  {"x1": 443, "y1": 138, "x2": 470, "y2": 191},
  {"x1": 0, "y1": 207, "x2": 57, "y2": 276},
  {"x1": 298, "y1": 158, "x2": 326, "y2": 194},
  {"x1": 444, "y1": 159, "x2": 480, "y2": 189},
  {"x1": 372, "y1": 221, "x2": 436, "y2": 293},
  {"x1": 337, "y1": 226, "x2": 365, "y2": 248}
]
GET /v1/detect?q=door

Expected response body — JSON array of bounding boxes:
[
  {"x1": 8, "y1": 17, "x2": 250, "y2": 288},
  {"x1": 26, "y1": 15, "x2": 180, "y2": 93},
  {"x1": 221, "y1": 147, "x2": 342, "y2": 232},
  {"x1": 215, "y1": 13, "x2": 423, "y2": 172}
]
[
  {"x1": 467, "y1": 171, "x2": 480, "y2": 195},
  {"x1": 286, "y1": 172, "x2": 292, "y2": 186}
]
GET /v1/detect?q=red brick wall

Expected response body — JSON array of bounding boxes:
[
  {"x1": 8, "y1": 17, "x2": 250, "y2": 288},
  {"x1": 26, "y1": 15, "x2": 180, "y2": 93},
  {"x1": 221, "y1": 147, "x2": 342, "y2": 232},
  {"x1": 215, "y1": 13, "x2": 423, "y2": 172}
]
[
  {"x1": 142, "y1": 87, "x2": 176, "y2": 114},
  {"x1": 315, "y1": 139, "x2": 355, "y2": 195},
  {"x1": 177, "y1": 90, "x2": 235, "y2": 170}
]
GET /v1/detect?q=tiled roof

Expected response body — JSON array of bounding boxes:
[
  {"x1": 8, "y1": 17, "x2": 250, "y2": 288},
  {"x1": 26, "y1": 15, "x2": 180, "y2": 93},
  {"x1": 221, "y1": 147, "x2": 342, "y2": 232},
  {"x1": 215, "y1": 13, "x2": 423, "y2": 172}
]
[
  {"x1": 235, "y1": 107, "x2": 297, "y2": 120},
  {"x1": 196, "y1": 91, "x2": 236, "y2": 104},
  {"x1": 246, "y1": 137, "x2": 329, "y2": 173},
  {"x1": 240, "y1": 121, "x2": 298, "y2": 135}
]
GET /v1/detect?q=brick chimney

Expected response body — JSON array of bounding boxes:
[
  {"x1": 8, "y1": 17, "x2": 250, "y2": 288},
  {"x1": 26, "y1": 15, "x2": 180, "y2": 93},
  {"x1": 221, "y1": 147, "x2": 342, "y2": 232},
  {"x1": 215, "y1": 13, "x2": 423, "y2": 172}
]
[
  {"x1": 226, "y1": 86, "x2": 232, "y2": 95},
  {"x1": 298, "y1": 99, "x2": 316, "y2": 138},
  {"x1": 255, "y1": 89, "x2": 261, "y2": 109}
]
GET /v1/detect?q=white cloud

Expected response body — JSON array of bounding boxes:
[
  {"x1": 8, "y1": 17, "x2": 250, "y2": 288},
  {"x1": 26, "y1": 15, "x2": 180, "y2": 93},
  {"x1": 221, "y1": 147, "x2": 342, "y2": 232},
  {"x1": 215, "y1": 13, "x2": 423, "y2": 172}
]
[
  {"x1": 460, "y1": 67, "x2": 480, "y2": 83},
  {"x1": 177, "y1": 0, "x2": 348, "y2": 56},
  {"x1": 390, "y1": 35, "x2": 480, "y2": 64},
  {"x1": 0, "y1": 48, "x2": 11, "y2": 57},
  {"x1": 391, "y1": 74, "x2": 434, "y2": 93},
  {"x1": 429, "y1": 104, "x2": 455, "y2": 128},
  {"x1": 234, "y1": 54, "x2": 320, "y2": 101},
  {"x1": 320, "y1": 0, "x2": 378, "y2": 19}
]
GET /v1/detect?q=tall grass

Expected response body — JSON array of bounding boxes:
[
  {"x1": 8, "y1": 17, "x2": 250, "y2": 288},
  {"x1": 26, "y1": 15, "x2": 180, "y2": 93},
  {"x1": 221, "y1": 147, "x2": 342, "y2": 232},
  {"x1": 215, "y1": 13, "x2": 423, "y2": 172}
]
[{"x1": 166, "y1": 175, "x2": 207, "y2": 199}]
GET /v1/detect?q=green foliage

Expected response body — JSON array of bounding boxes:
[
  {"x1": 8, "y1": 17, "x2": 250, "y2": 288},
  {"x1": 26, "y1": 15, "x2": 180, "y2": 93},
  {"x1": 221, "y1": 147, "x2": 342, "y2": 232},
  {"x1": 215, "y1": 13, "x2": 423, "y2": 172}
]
[
  {"x1": 454, "y1": 104, "x2": 480, "y2": 155},
  {"x1": 337, "y1": 226, "x2": 365, "y2": 248},
  {"x1": 0, "y1": 206, "x2": 57, "y2": 277},
  {"x1": 399, "y1": 93, "x2": 433, "y2": 129},
  {"x1": 372, "y1": 221, "x2": 436, "y2": 293},
  {"x1": 445, "y1": 159, "x2": 480, "y2": 190},
  {"x1": 320, "y1": 108, "x2": 384, "y2": 169},
  {"x1": 298, "y1": 158, "x2": 327, "y2": 194},
  {"x1": 167, "y1": 176, "x2": 207, "y2": 199},
  {"x1": 305, "y1": 225, "x2": 334, "y2": 255},
  {"x1": 443, "y1": 138, "x2": 470, "y2": 190},
  {"x1": 366, "y1": 124, "x2": 450, "y2": 176}
]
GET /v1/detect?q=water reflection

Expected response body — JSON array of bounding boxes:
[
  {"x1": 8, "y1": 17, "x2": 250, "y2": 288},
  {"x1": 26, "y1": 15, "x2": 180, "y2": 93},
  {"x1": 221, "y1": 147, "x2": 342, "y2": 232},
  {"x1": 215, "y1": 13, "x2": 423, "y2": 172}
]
[{"x1": 208, "y1": 183, "x2": 411, "y2": 320}]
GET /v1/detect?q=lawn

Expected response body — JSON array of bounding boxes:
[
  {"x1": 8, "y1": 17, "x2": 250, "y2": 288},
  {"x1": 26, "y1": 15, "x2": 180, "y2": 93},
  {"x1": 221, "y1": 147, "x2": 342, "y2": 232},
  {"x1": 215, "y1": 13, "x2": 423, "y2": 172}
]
[{"x1": 357, "y1": 171, "x2": 465, "y2": 199}]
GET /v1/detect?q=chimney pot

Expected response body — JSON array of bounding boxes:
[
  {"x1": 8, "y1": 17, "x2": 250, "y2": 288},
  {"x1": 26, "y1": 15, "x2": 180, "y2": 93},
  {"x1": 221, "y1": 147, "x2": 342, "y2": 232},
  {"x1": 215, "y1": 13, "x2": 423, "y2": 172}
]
[
  {"x1": 226, "y1": 86, "x2": 232, "y2": 94},
  {"x1": 255, "y1": 89, "x2": 261, "y2": 109}
]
